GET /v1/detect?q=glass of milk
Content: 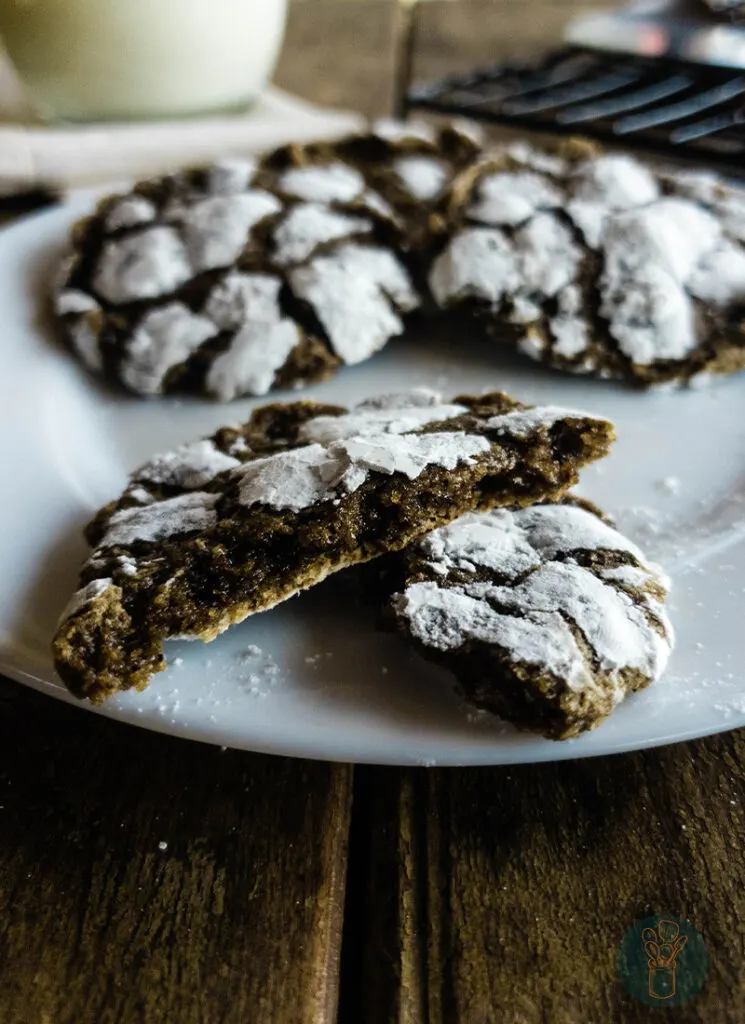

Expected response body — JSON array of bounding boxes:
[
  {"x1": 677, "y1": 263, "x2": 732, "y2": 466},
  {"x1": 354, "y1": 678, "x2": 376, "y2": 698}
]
[{"x1": 0, "y1": 0, "x2": 288, "y2": 121}]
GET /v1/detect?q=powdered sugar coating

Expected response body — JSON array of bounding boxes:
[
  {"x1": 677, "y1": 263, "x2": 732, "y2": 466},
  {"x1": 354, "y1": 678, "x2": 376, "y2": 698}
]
[
  {"x1": 399, "y1": 581, "x2": 593, "y2": 684},
  {"x1": 204, "y1": 272, "x2": 283, "y2": 329},
  {"x1": 75, "y1": 183, "x2": 281, "y2": 309},
  {"x1": 272, "y1": 203, "x2": 371, "y2": 266},
  {"x1": 356, "y1": 388, "x2": 441, "y2": 410},
  {"x1": 182, "y1": 191, "x2": 281, "y2": 272},
  {"x1": 94, "y1": 227, "x2": 192, "y2": 305},
  {"x1": 482, "y1": 561, "x2": 668, "y2": 676},
  {"x1": 128, "y1": 486, "x2": 155, "y2": 506},
  {"x1": 200, "y1": 271, "x2": 304, "y2": 399},
  {"x1": 414, "y1": 511, "x2": 540, "y2": 578},
  {"x1": 439, "y1": 148, "x2": 745, "y2": 380},
  {"x1": 289, "y1": 243, "x2": 420, "y2": 364},
  {"x1": 99, "y1": 491, "x2": 220, "y2": 548},
  {"x1": 56, "y1": 126, "x2": 481, "y2": 399},
  {"x1": 298, "y1": 398, "x2": 468, "y2": 443},
  {"x1": 58, "y1": 578, "x2": 113, "y2": 625},
  {"x1": 429, "y1": 213, "x2": 581, "y2": 310},
  {"x1": 372, "y1": 118, "x2": 437, "y2": 143},
  {"x1": 550, "y1": 315, "x2": 589, "y2": 358},
  {"x1": 466, "y1": 171, "x2": 562, "y2": 227},
  {"x1": 548, "y1": 285, "x2": 589, "y2": 358},
  {"x1": 236, "y1": 431, "x2": 490, "y2": 511},
  {"x1": 430, "y1": 228, "x2": 518, "y2": 307},
  {"x1": 359, "y1": 191, "x2": 398, "y2": 222},
  {"x1": 121, "y1": 303, "x2": 216, "y2": 395},
  {"x1": 503, "y1": 141, "x2": 567, "y2": 176},
  {"x1": 514, "y1": 213, "x2": 582, "y2": 297},
  {"x1": 135, "y1": 439, "x2": 240, "y2": 489},
  {"x1": 206, "y1": 320, "x2": 301, "y2": 401},
  {"x1": 393, "y1": 156, "x2": 449, "y2": 200},
  {"x1": 56, "y1": 289, "x2": 101, "y2": 316},
  {"x1": 206, "y1": 157, "x2": 256, "y2": 195},
  {"x1": 598, "y1": 197, "x2": 737, "y2": 364},
  {"x1": 105, "y1": 196, "x2": 157, "y2": 233},
  {"x1": 116, "y1": 555, "x2": 139, "y2": 576},
  {"x1": 393, "y1": 503, "x2": 674, "y2": 732},
  {"x1": 567, "y1": 154, "x2": 659, "y2": 248},
  {"x1": 277, "y1": 163, "x2": 365, "y2": 203},
  {"x1": 486, "y1": 406, "x2": 593, "y2": 438},
  {"x1": 68, "y1": 318, "x2": 104, "y2": 372}
]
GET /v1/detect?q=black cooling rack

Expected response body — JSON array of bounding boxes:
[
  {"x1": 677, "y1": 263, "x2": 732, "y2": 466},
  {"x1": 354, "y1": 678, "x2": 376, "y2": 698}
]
[{"x1": 406, "y1": 48, "x2": 745, "y2": 173}]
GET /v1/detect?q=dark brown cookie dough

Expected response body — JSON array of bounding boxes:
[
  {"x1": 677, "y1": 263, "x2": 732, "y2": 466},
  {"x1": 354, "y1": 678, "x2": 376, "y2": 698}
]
[
  {"x1": 52, "y1": 388, "x2": 614, "y2": 703},
  {"x1": 388, "y1": 497, "x2": 674, "y2": 740}
]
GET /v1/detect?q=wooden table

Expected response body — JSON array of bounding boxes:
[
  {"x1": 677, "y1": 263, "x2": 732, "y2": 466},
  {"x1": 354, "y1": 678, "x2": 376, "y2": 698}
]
[{"x1": 2, "y1": 3, "x2": 745, "y2": 1022}]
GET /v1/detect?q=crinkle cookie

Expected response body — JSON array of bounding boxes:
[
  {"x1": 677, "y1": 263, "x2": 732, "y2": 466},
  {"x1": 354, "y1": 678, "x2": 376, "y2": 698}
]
[
  {"x1": 53, "y1": 120, "x2": 481, "y2": 401},
  {"x1": 255, "y1": 118, "x2": 483, "y2": 237},
  {"x1": 430, "y1": 138, "x2": 745, "y2": 386},
  {"x1": 52, "y1": 389, "x2": 614, "y2": 702},
  {"x1": 54, "y1": 159, "x2": 420, "y2": 401},
  {"x1": 389, "y1": 498, "x2": 674, "y2": 739}
]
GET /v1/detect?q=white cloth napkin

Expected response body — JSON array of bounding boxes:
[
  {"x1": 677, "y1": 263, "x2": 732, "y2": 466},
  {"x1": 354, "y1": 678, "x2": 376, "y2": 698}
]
[{"x1": 0, "y1": 56, "x2": 365, "y2": 194}]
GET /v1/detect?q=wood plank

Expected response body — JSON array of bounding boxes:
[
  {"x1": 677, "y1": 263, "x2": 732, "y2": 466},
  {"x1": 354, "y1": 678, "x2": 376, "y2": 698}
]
[
  {"x1": 276, "y1": 1, "x2": 398, "y2": 118},
  {"x1": 350, "y1": 731, "x2": 745, "y2": 1023},
  {"x1": 0, "y1": 680, "x2": 352, "y2": 1024},
  {"x1": 277, "y1": 2, "x2": 617, "y2": 123},
  {"x1": 409, "y1": 0, "x2": 617, "y2": 86}
]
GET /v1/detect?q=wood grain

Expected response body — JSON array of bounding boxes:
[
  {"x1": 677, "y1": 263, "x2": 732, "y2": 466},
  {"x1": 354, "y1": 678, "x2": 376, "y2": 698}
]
[
  {"x1": 275, "y1": 1, "x2": 618, "y2": 120},
  {"x1": 408, "y1": 0, "x2": 615, "y2": 86},
  {"x1": 348, "y1": 732, "x2": 745, "y2": 1024},
  {"x1": 276, "y1": 1, "x2": 398, "y2": 119},
  {"x1": 0, "y1": 681, "x2": 352, "y2": 1024}
]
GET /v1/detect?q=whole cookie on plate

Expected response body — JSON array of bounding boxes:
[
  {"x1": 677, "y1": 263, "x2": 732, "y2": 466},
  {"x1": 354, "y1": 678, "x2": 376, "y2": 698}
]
[
  {"x1": 389, "y1": 499, "x2": 674, "y2": 739},
  {"x1": 52, "y1": 388, "x2": 614, "y2": 703},
  {"x1": 53, "y1": 120, "x2": 481, "y2": 402},
  {"x1": 429, "y1": 138, "x2": 745, "y2": 387},
  {"x1": 54, "y1": 154, "x2": 423, "y2": 401}
]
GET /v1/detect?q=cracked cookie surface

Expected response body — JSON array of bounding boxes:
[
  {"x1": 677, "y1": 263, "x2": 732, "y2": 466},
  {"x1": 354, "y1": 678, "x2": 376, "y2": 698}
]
[
  {"x1": 431, "y1": 138, "x2": 745, "y2": 386},
  {"x1": 389, "y1": 498, "x2": 674, "y2": 739},
  {"x1": 53, "y1": 120, "x2": 481, "y2": 401},
  {"x1": 56, "y1": 128, "x2": 745, "y2": 394},
  {"x1": 52, "y1": 389, "x2": 614, "y2": 703}
]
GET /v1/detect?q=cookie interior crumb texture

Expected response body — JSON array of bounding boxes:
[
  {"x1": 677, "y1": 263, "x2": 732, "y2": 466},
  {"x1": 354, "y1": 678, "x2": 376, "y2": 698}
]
[
  {"x1": 389, "y1": 499, "x2": 674, "y2": 740},
  {"x1": 52, "y1": 389, "x2": 614, "y2": 703}
]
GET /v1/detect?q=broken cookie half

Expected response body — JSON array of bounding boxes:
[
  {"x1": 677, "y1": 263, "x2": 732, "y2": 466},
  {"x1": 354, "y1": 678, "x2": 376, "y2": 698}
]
[
  {"x1": 52, "y1": 389, "x2": 614, "y2": 703},
  {"x1": 389, "y1": 499, "x2": 673, "y2": 739}
]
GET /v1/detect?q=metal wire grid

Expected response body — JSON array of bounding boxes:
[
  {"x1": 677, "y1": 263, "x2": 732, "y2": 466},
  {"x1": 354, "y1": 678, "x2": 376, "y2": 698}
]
[{"x1": 398, "y1": 23, "x2": 745, "y2": 171}]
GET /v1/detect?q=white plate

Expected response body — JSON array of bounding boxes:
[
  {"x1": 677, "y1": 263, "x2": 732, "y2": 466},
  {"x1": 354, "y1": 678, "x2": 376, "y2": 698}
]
[{"x1": 1, "y1": 205, "x2": 745, "y2": 765}]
